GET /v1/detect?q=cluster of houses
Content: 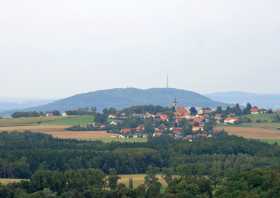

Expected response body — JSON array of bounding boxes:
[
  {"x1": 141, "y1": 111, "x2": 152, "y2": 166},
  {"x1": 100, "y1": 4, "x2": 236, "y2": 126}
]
[
  {"x1": 106, "y1": 104, "x2": 272, "y2": 141},
  {"x1": 120, "y1": 125, "x2": 147, "y2": 138},
  {"x1": 107, "y1": 106, "x2": 215, "y2": 141},
  {"x1": 222, "y1": 106, "x2": 266, "y2": 125}
]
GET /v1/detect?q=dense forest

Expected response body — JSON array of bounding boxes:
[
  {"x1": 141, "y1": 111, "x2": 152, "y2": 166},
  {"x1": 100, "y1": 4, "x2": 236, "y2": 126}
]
[{"x1": 0, "y1": 132, "x2": 280, "y2": 197}]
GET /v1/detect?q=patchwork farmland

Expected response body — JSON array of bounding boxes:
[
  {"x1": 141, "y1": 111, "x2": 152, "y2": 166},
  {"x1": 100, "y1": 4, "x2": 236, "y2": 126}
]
[{"x1": 0, "y1": 116, "x2": 147, "y2": 142}]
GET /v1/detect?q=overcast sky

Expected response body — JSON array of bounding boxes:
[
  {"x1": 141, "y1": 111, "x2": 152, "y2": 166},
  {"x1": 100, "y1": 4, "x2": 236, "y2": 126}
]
[{"x1": 0, "y1": 0, "x2": 280, "y2": 99}]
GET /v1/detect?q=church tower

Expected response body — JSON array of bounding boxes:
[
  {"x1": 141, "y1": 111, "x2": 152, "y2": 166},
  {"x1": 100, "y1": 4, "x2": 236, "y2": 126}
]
[{"x1": 172, "y1": 98, "x2": 177, "y2": 112}]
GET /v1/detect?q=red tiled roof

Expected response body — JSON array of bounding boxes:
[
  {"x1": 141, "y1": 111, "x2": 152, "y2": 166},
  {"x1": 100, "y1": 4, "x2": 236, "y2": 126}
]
[
  {"x1": 251, "y1": 107, "x2": 259, "y2": 112},
  {"x1": 224, "y1": 117, "x2": 240, "y2": 122},
  {"x1": 176, "y1": 107, "x2": 190, "y2": 117},
  {"x1": 193, "y1": 116, "x2": 205, "y2": 123},
  {"x1": 160, "y1": 114, "x2": 169, "y2": 121},
  {"x1": 173, "y1": 127, "x2": 183, "y2": 134},
  {"x1": 136, "y1": 124, "x2": 145, "y2": 132},
  {"x1": 121, "y1": 128, "x2": 132, "y2": 134}
]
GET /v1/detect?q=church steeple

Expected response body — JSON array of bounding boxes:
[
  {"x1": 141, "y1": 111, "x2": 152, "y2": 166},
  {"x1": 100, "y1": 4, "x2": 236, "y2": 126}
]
[{"x1": 172, "y1": 98, "x2": 177, "y2": 112}]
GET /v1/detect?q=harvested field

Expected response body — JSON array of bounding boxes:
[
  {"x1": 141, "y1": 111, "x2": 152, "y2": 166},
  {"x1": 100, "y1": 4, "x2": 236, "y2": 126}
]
[
  {"x1": 0, "y1": 179, "x2": 25, "y2": 185},
  {"x1": 119, "y1": 175, "x2": 167, "y2": 188},
  {"x1": 47, "y1": 131, "x2": 119, "y2": 141},
  {"x1": 0, "y1": 125, "x2": 68, "y2": 132},
  {"x1": 0, "y1": 176, "x2": 165, "y2": 187},
  {"x1": 0, "y1": 125, "x2": 119, "y2": 141},
  {"x1": 0, "y1": 125, "x2": 147, "y2": 142},
  {"x1": 0, "y1": 117, "x2": 61, "y2": 127},
  {"x1": 0, "y1": 116, "x2": 95, "y2": 127},
  {"x1": 216, "y1": 126, "x2": 280, "y2": 140}
]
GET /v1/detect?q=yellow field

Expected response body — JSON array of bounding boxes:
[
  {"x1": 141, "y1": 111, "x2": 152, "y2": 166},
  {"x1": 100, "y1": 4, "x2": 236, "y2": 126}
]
[
  {"x1": 0, "y1": 125, "x2": 119, "y2": 141},
  {"x1": 0, "y1": 179, "x2": 25, "y2": 185},
  {"x1": 119, "y1": 174, "x2": 167, "y2": 188},
  {"x1": 0, "y1": 175, "x2": 165, "y2": 187},
  {"x1": 0, "y1": 125, "x2": 148, "y2": 142}
]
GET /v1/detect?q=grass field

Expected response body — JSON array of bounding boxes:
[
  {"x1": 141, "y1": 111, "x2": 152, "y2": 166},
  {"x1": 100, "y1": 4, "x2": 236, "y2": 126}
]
[
  {"x1": 41, "y1": 115, "x2": 95, "y2": 126},
  {"x1": 262, "y1": 139, "x2": 280, "y2": 145},
  {"x1": 242, "y1": 113, "x2": 280, "y2": 123}
]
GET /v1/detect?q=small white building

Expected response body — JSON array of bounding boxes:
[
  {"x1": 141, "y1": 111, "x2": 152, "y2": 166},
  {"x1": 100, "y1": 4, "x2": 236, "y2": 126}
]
[
  {"x1": 110, "y1": 121, "x2": 118, "y2": 126},
  {"x1": 224, "y1": 117, "x2": 240, "y2": 125},
  {"x1": 108, "y1": 114, "x2": 117, "y2": 119},
  {"x1": 62, "y1": 112, "x2": 68, "y2": 117},
  {"x1": 46, "y1": 113, "x2": 54, "y2": 117}
]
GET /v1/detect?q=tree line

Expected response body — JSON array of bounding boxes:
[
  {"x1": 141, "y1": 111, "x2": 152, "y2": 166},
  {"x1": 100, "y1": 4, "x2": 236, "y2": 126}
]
[
  {"x1": 1, "y1": 167, "x2": 280, "y2": 197},
  {"x1": 0, "y1": 132, "x2": 280, "y2": 197},
  {"x1": 0, "y1": 132, "x2": 280, "y2": 179}
]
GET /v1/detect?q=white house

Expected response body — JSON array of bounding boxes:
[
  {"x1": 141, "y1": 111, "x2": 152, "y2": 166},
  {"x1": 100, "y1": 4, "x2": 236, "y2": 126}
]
[{"x1": 224, "y1": 117, "x2": 240, "y2": 125}]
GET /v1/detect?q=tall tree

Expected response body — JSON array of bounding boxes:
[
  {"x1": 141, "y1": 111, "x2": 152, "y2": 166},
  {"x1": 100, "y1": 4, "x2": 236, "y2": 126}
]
[
  {"x1": 243, "y1": 103, "x2": 252, "y2": 115},
  {"x1": 189, "y1": 107, "x2": 198, "y2": 116},
  {"x1": 180, "y1": 119, "x2": 192, "y2": 136},
  {"x1": 107, "y1": 169, "x2": 120, "y2": 190}
]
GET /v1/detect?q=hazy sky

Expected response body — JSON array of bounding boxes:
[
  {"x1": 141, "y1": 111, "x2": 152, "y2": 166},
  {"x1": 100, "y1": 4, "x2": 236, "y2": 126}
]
[{"x1": 1, "y1": 0, "x2": 280, "y2": 99}]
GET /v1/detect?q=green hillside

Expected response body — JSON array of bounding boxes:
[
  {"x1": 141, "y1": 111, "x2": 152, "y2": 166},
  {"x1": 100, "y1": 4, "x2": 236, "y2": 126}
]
[{"x1": 26, "y1": 88, "x2": 225, "y2": 112}]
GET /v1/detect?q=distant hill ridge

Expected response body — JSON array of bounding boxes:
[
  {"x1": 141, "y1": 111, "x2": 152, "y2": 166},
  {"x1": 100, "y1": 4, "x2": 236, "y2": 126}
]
[
  {"x1": 206, "y1": 91, "x2": 280, "y2": 109},
  {"x1": 0, "y1": 99, "x2": 52, "y2": 112},
  {"x1": 25, "y1": 88, "x2": 224, "y2": 112}
]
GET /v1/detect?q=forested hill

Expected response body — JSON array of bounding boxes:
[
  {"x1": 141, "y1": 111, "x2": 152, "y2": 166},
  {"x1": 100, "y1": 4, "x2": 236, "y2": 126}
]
[
  {"x1": 26, "y1": 88, "x2": 224, "y2": 112},
  {"x1": 1, "y1": 132, "x2": 280, "y2": 197}
]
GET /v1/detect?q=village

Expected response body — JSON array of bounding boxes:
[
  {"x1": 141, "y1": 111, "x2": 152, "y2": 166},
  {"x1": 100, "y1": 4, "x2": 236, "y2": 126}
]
[
  {"x1": 64, "y1": 101, "x2": 272, "y2": 142},
  {"x1": 6, "y1": 100, "x2": 276, "y2": 142},
  {"x1": 110, "y1": 105, "x2": 214, "y2": 141}
]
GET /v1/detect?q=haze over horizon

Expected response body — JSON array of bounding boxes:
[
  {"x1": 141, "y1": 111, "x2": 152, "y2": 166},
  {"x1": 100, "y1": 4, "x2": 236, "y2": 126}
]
[{"x1": 1, "y1": 0, "x2": 280, "y2": 99}]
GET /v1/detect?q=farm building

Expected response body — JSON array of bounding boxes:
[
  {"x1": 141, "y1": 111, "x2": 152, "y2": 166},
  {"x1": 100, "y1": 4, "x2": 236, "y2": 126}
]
[
  {"x1": 250, "y1": 106, "x2": 260, "y2": 114},
  {"x1": 224, "y1": 117, "x2": 240, "y2": 125}
]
